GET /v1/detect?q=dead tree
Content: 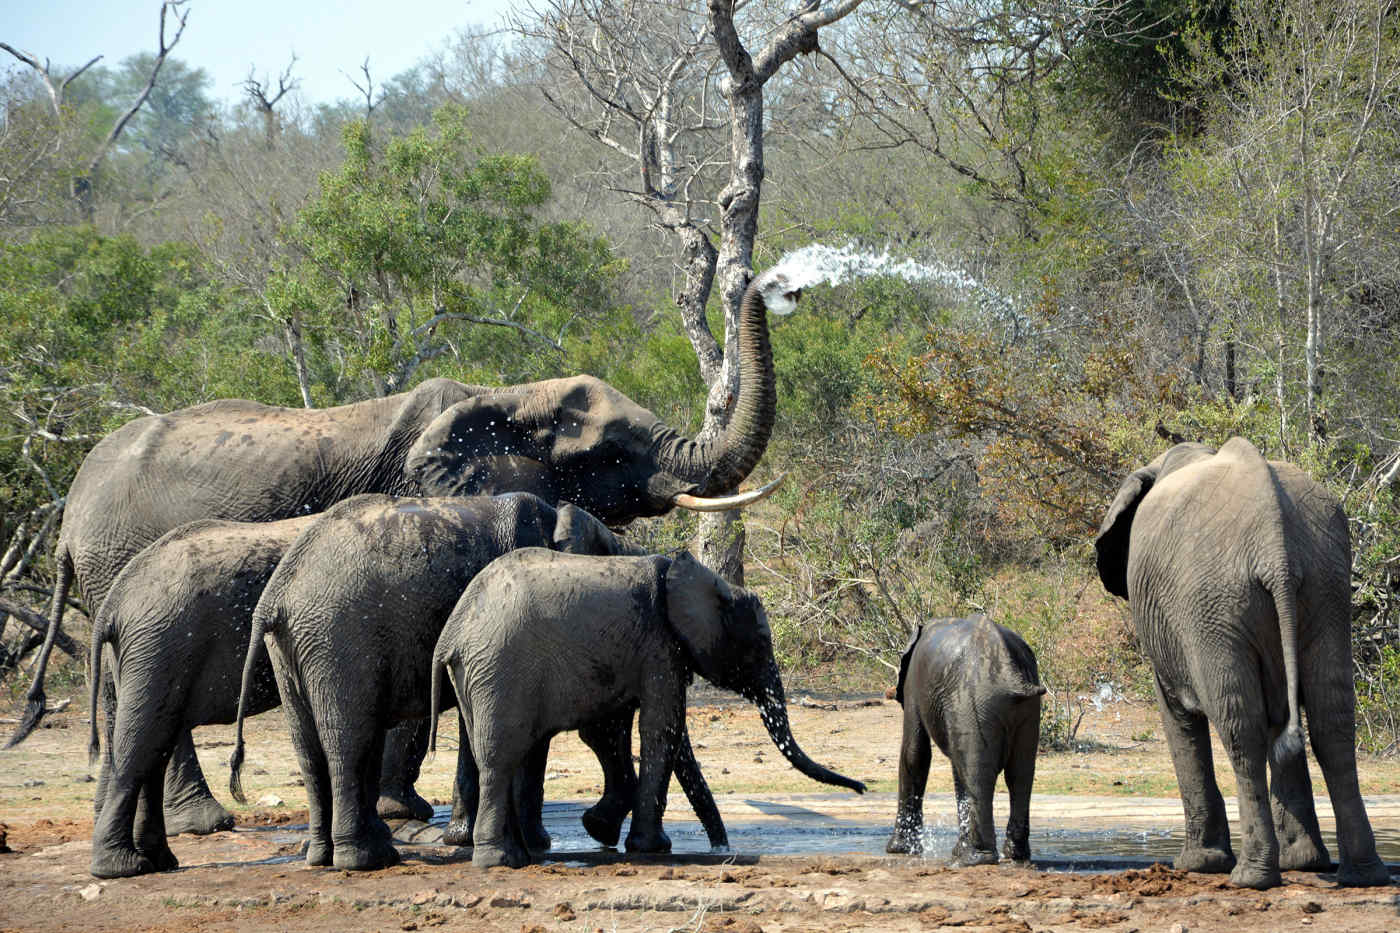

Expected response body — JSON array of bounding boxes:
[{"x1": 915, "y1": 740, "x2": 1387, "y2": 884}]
[
  {"x1": 241, "y1": 55, "x2": 299, "y2": 148},
  {"x1": 526, "y1": 0, "x2": 866, "y2": 582}
]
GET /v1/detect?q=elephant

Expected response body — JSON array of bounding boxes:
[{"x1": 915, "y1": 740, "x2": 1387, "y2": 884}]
[
  {"x1": 883, "y1": 615, "x2": 1044, "y2": 865},
  {"x1": 84, "y1": 515, "x2": 317, "y2": 878},
  {"x1": 227, "y1": 492, "x2": 727, "y2": 870},
  {"x1": 1095, "y1": 437, "x2": 1389, "y2": 889},
  {"x1": 427, "y1": 547, "x2": 868, "y2": 869},
  {"x1": 12, "y1": 265, "x2": 798, "y2": 839}
]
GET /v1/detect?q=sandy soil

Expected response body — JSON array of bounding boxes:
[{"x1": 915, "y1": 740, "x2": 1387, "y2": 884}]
[{"x1": 2, "y1": 684, "x2": 1398, "y2": 932}]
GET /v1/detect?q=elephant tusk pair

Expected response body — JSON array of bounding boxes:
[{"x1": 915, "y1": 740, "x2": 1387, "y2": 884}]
[{"x1": 672, "y1": 474, "x2": 785, "y2": 512}]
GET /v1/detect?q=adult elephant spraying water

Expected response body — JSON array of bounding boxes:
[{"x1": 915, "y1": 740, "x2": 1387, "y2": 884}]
[{"x1": 10, "y1": 266, "x2": 798, "y2": 836}]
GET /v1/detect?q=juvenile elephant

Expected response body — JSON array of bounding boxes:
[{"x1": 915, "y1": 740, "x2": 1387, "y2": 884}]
[
  {"x1": 14, "y1": 266, "x2": 799, "y2": 837},
  {"x1": 884, "y1": 615, "x2": 1043, "y2": 865},
  {"x1": 228, "y1": 492, "x2": 724, "y2": 871},
  {"x1": 85, "y1": 514, "x2": 316, "y2": 879},
  {"x1": 1096, "y1": 437, "x2": 1388, "y2": 888},
  {"x1": 429, "y1": 548, "x2": 867, "y2": 869}
]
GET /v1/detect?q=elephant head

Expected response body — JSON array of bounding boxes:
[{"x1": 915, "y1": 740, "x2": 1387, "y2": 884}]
[
  {"x1": 403, "y1": 268, "x2": 799, "y2": 526},
  {"x1": 1094, "y1": 442, "x2": 1218, "y2": 599},
  {"x1": 550, "y1": 501, "x2": 642, "y2": 557},
  {"x1": 665, "y1": 552, "x2": 866, "y2": 794}
]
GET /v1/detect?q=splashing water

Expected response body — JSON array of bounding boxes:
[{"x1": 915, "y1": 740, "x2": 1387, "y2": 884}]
[{"x1": 765, "y1": 242, "x2": 1023, "y2": 330}]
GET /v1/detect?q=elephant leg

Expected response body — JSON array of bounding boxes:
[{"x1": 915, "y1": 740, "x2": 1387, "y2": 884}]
[
  {"x1": 1002, "y1": 717, "x2": 1038, "y2": 863},
  {"x1": 624, "y1": 694, "x2": 678, "y2": 855},
  {"x1": 949, "y1": 758, "x2": 998, "y2": 867},
  {"x1": 271, "y1": 657, "x2": 334, "y2": 866},
  {"x1": 443, "y1": 710, "x2": 478, "y2": 847},
  {"x1": 673, "y1": 723, "x2": 728, "y2": 850},
  {"x1": 92, "y1": 705, "x2": 176, "y2": 878},
  {"x1": 89, "y1": 725, "x2": 155, "y2": 879},
  {"x1": 133, "y1": 751, "x2": 179, "y2": 873},
  {"x1": 578, "y1": 711, "x2": 636, "y2": 847},
  {"x1": 471, "y1": 764, "x2": 528, "y2": 869},
  {"x1": 885, "y1": 704, "x2": 930, "y2": 855},
  {"x1": 161, "y1": 730, "x2": 236, "y2": 836},
  {"x1": 1269, "y1": 748, "x2": 1329, "y2": 871},
  {"x1": 1304, "y1": 649, "x2": 1388, "y2": 886},
  {"x1": 1154, "y1": 676, "x2": 1234, "y2": 874},
  {"x1": 328, "y1": 723, "x2": 399, "y2": 871},
  {"x1": 512, "y1": 738, "x2": 552, "y2": 853},
  {"x1": 376, "y1": 717, "x2": 434, "y2": 822},
  {"x1": 1217, "y1": 711, "x2": 1281, "y2": 889}
]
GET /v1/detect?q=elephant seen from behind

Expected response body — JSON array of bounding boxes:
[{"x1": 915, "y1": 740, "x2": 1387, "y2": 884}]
[
  {"x1": 228, "y1": 492, "x2": 725, "y2": 871},
  {"x1": 1095, "y1": 437, "x2": 1388, "y2": 888},
  {"x1": 430, "y1": 548, "x2": 868, "y2": 869},
  {"x1": 884, "y1": 615, "x2": 1043, "y2": 865}
]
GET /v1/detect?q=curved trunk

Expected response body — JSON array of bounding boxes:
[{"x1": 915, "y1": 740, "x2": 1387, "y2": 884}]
[
  {"x1": 652, "y1": 270, "x2": 782, "y2": 496},
  {"x1": 748, "y1": 661, "x2": 866, "y2": 794}
]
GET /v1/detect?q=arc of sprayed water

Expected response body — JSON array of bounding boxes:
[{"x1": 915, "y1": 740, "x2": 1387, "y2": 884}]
[{"x1": 764, "y1": 242, "x2": 1026, "y2": 333}]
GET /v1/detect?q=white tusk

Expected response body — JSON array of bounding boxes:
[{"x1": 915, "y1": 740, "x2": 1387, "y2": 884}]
[{"x1": 672, "y1": 474, "x2": 785, "y2": 512}]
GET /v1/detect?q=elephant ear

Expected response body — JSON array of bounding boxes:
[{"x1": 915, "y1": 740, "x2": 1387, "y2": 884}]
[
  {"x1": 664, "y1": 551, "x2": 732, "y2": 677},
  {"x1": 894, "y1": 624, "x2": 924, "y2": 707},
  {"x1": 553, "y1": 501, "x2": 633, "y2": 556},
  {"x1": 404, "y1": 395, "x2": 554, "y2": 498},
  {"x1": 1094, "y1": 465, "x2": 1158, "y2": 600}
]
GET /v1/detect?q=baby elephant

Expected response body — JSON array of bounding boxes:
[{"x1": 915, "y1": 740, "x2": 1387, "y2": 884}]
[
  {"x1": 430, "y1": 548, "x2": 867, "y2": 869},
  {"x1": 885, "y1": 615, "x2": 1044, "y2": 865},
  {"x1": 85, "y1": 514, "x2": 316, "y2": 879}
]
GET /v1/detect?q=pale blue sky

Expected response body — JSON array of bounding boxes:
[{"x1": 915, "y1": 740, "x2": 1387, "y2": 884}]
[{"x1": 2, "y1": 0, "x2": 519, "y2": 106}]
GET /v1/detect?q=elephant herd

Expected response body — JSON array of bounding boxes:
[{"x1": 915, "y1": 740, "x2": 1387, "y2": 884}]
[{"x1": 5, "y1": 265, "x2": 1393, "y2": 890}]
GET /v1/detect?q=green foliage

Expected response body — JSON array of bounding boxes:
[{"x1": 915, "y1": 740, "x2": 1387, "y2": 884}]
[{"x1": 270, "y1": 104, "x2": 624, "y2": 399}]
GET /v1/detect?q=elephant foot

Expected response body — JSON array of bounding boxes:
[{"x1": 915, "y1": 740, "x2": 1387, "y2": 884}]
[
  {"x1": 135, "y1": 840, "x2": 179, "y2": 873},
  {"x1": 1336, "y1": 857, "x2": 1392, "y2": 887},
  {"x1": 522, "y1": 820, "x2": 551, "y2": 855},
  {"x1": 1001, "y1": 840, "x2": 1031, "y2": 864},
  {"x1": 376, "y1": 787, "x2": 433, "y2": 822},
  {"x1": 1229, "y1": 859, "x2": 1282, "y2": 890},
  {"x1": 332, "y1": 836, "x2": 401, "y2": 872},
  {"x1": 472, "y1": 840, "x2": 529, "y2": 869},
  {"x1": 950, "y1": 840, "x2": 998, "y2": 868},
  {"x1": 163, "y1": 796, "x2": 235, "y2": 836},
  {"x1": 301, "y1": 837, "x2": 333, "y2": 867},
  {"x1": 885, "y1": 830, "x2": 923, "y2": 856},
  {"x1": 90, "y1": 846, "x2": 156, "y2": 879},
  {"x1": 581, "y1": 804, "x2": 626, "y2": 848},
  {"x1": 442, "y1": 818, "x2": 473, "y2": 848},
  {"x1": 624, "y1": 825, "x2": 671, "y2": 855},
  {"x1": 1279, "y1": 834, "x2": 1330, "y2": 872},
  {"x1": 1175, "y1": 843, "x2": 1235, "y2": 874}
]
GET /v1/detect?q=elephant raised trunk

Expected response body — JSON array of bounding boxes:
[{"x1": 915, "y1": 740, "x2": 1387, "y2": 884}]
[
  {"x1": 746, "y1": 660, "x2": 866, "y2": 794},
  {"x1": 652, "y1": 268, "x2": 793, "y2": 504}
]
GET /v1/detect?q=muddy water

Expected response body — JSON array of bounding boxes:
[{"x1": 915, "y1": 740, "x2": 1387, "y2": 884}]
[{"x1": 421, "y1": 799, "x2": 1400, "y2": 865}]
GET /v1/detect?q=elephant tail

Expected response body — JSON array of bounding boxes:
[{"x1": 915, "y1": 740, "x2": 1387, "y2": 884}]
[
  {"x1": 427, "y1": 641, "x2": 468, "y2": 763},
  {"x1": 230, "y1": 601, "x2": 276, "y2": 804},
  {"x1": 1268, "y1": 576, "x2": 1306, "y2": 761},
  {"x1": 87, "y1": 597, "x2": 112, "y2": 769},
  {"x1": 8, "y1": 543, "x2": 74, "y2": 749},
  {"x1": 427, "y1": 647, "x2": 445, "y2": 761}
]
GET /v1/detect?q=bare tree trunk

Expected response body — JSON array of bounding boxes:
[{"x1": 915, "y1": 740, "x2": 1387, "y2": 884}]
[{"x1": 283, "y1": 320, "x2": 314, "y2": 408}]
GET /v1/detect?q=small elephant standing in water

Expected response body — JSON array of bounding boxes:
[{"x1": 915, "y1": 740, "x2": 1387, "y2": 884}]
[
  {"x1": 1096, "y1": 437, "x2": 1388, "y2": 888},
  {"x1": 885, "y1": 615, "x2": 1043, "y2": 865},
  {"x1": 229, "y1": 492, "x2": 723, "y2": 871},
  {"x1": 85, "y1": 514, "x2": 316, "y2": 878},
  {"x1": 430, "y1": 548, "x2": 867, "y2": 869}
]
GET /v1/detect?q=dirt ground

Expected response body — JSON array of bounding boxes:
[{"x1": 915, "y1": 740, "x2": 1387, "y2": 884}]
[{"x1": 2, "y1": 683, "x2": 1398, "y2": 932}]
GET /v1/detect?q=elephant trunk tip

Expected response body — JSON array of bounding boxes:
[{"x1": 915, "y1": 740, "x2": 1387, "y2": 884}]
[{"x1": 1273, "y1": 722, "x2": 1305, "y2": 761}]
